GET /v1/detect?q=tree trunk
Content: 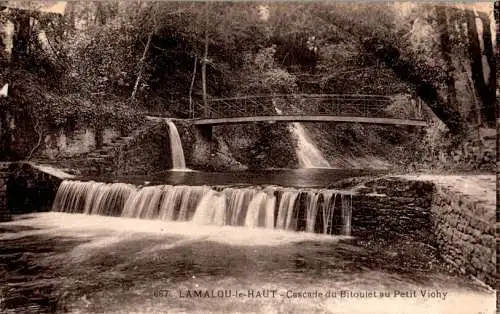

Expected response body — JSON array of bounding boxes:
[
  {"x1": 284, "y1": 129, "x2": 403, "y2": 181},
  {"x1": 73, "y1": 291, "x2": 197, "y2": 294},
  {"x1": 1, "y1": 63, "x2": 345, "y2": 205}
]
[
  {"x1": 202, "y1": 1, "x2": 209, "y2": 117},
  {"x1": 189, "y1": 55, "x2": 198, "y2": 118},
  {"x1": 131, "y1": 30, "x2": 153, "y2": 100},
  {"x1": 459, "y1": 61, "x2": 482, "y2": 125},
  {"x1": 12, "y1": 11, "x2": 30, "y2": 63},
  {"x1": 95, "y1": 2, "x2": 107, "y2": 25},
  {"x1": 436, "y1": 7, "x2": 457, "y2": 111},
  {"x1": 465, "y1": 9, "x2": 495, "y2": 126},
  {"x1": 478, "y1": 11, "x2": 496, "y2": 124}
]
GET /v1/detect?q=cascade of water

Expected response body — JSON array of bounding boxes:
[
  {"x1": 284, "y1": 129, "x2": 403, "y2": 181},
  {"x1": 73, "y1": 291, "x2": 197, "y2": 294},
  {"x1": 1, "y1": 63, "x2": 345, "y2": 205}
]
[
  {"x1": 263, "y1": 187, "x2": 277, "y2": 229},
  {"x1": 52, "y1": 180, "x2": 353, "y2": 235},
  {"x1": 274, "y1": 107, "x2": 330, "y2": 169},
  {"x1": 305, "y1": 191, "x2": 320, "y2": 233},
  {"x1": 53, "y1": 181, "x2": 135, "y2": 215},
  {"x1": 166, "y1": 120, "x2": 187, "y2": 170},
  {"x1": 158, "y1": 186, "x2": 192, "y2": 221},
  {"x1": 177, "y1": 186, "x2": 211, "y2": 221},
  {"x1": 224, "y1": 188, "x2": 258, "y2": 226},
  {"x1": 92, "y1": 183, "x2": 136, "y2": 216},
  {"x1": 122, "y1": 186, "x2": 163, "y2": 219},
  {"x1": 244, "y1": 190, "x2": 276, "y2": 228},
  {"x1": 291, "y1": 123, "x2": 331, "y2": 168},
  {"x1": 276, "y1": 190, "x2": 300, "y2": 230},
  {"x1": 52, "y1": 180, "x2": 84, "y2": 213},
  {"x1": 341, "y1": 194, "x2": 353, "y2": 236},
  {"x1": 191, "y1": 190, "x2": 227, "y2": 226},
  {"x1": 322, "y1": 191, "x2": 336, "y2": 235}
]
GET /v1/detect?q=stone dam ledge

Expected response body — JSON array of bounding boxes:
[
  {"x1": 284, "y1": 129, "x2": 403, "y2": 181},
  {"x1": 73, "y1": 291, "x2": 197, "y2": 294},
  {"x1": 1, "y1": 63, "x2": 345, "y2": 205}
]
[{"x1": 394, "y1": 174, "x2": 495, "y2": 213}]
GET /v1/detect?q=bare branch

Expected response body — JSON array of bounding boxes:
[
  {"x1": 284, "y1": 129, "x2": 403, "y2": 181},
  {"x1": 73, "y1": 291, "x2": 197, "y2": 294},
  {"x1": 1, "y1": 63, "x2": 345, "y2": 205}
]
[
  {"x1": 189, "y1": 55, "x2": 198, "y2": 118},
  {"x1": 26, "y1": 117, "x2": 43, "y2": 160}
]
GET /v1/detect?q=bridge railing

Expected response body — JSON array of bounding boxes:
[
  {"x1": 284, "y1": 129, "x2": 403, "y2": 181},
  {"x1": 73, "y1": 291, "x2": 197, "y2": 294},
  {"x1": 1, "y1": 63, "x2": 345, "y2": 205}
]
[{"x1": 194, "y1": 94, "x2": 423, "y2": 121}]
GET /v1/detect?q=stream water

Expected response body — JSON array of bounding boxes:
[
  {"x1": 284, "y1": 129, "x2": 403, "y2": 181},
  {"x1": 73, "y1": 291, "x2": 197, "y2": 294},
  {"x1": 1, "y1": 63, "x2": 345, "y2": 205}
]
[
  {"x1": 166, "y1": 120, "x2": 187, "y2": 170},
  {"x1": 0, "y1": 122, "x2": 494, "y2": 313},
  {"x1": 52, "y1": 180, "x2": 354, "y2": 235}
]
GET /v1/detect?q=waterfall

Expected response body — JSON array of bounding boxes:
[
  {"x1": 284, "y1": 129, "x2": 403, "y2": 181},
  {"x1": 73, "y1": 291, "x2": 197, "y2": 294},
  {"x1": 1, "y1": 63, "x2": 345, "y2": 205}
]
[
  {"x1": 225, "y1": 187, "x2": 258, "y2": 225},
  {"x1": 291, "y1": 123, "x2": 331, "y2": 168},
  {"x1": 166, "y1": 120, "x2": 187, "y2": 170},
  {"x1": 305, "y1": 191, "x2": 320, "y2": 233},
  {"x1": 341, "y1": 194, "x2": 352, "y2": 236},
  {"x1": 323, "y1": 192, "x2": 336, "y2": 235},
  {"x1": 276, "y1": 190, "x2": 300, "y2": 230},
  {"x1": 274, "y1": 107, "x2": 330, "y2": 168},
  {"x1": 191, "y1": 190, "x2": 227, "y2": 226},
  {"x1": 244, "y1": 190, "x2": 276, "y2": 228},
  {"x1": 52, "y1": 180, "x2": 353, "y2": 236}
]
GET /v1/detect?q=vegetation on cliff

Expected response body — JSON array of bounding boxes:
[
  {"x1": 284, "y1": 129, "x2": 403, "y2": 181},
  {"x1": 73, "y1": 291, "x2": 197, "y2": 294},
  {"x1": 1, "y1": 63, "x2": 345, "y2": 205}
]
[{"x1": 0, "y1": 1, "x2": 495, "y2": 170}]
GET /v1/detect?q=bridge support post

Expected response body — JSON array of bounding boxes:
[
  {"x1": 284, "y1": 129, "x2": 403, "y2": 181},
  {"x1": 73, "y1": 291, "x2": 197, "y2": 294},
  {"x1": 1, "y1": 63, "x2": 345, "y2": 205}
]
[{"x1": 195, "y1": 124, "x2": 213, "y2": 142}]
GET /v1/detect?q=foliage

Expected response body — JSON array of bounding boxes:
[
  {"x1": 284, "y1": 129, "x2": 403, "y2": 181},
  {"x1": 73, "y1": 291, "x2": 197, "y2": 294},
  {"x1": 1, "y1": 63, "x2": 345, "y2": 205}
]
[
  {"x1": 5, "y1": 69, "x2": 144, "y2": 134},
  {"x1": 1, "y1": 1, "x2": 495, "y2": 169},
  {"x1": 239, "y1": 45, "x2": 297, "y2": 95}
]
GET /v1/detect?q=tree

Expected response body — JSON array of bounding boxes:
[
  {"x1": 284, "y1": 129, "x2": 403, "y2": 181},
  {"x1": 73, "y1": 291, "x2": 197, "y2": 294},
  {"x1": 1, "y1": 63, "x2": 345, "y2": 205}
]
[
  {"x1": 465, "y1": 9, "x2": 495, "y2": 126},
  {"x1": 436, "y1": 6, "x2": 457, "y2": 111},
  {"x1": 309, "y1": 3, "x2": 489, "y2": 136}
]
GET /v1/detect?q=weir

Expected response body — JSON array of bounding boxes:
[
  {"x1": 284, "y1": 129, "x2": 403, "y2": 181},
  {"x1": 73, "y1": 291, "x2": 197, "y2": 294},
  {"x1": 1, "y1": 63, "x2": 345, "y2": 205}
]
[{"x1": 52, "y1": 180, "x2": 353, "y2": 235}]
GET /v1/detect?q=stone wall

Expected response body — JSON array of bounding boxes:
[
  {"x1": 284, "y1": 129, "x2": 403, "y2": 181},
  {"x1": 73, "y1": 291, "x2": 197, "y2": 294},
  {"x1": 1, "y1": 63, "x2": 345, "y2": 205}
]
[
  {"x1": 6, "y1": 163, "x2": 63, "y2": 214},
  {"x1": 1, "y1": 106, "x2": 122, "y2": 161},
  {"x1": 351, "y1": 178, "x2": 434, "y2": 243},
  {"x1": 114, "y1": 122, "x2": 172, "y2": 175},
  {"x1": 430, "y1": 185, "x2": 495, "y2": 287},
  {"x1": 175, "y1": 120, "x2": 247, "y2": 171},
  {"x1": 43, "y1": 128, "x2": 120, "y2": 159},
  {"x1": 0, "y1": 162, "x2": 10, "y2": 221},
  {"x1": 351, "y1": 176, "x2": 495, "y2": 288}
]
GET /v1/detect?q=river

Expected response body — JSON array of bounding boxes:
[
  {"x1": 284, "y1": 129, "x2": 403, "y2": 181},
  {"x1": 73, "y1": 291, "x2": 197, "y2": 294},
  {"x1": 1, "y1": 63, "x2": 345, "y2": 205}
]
[
  {"x1": 0, "y1": 213, "x2": 494, "y2": 313},
  {"x1": 0, "y1": 121, "x2": 495, "y2": 313},
  {"x1": 83, "y1": 168, "x2": 387, "y2": 188}
]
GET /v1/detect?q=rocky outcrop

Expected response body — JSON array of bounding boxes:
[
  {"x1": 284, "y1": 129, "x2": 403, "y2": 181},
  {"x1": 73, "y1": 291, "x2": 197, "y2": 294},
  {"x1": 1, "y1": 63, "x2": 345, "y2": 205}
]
[
  {"x1": 0, "y1": 162, "x2": 10, "y2": 221},
  {"x1": 175, "y1": 120, "x2": 247, "y2": 171},
  {"x1": 113, "y1": 122, "x2": 172, "y2": 175}
]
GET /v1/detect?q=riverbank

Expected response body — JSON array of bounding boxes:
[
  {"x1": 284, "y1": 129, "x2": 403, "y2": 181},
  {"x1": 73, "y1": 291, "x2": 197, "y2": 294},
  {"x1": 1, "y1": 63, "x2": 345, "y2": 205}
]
[{"x1": 0, "y1": 212, "x2": 494, "y2": 313}]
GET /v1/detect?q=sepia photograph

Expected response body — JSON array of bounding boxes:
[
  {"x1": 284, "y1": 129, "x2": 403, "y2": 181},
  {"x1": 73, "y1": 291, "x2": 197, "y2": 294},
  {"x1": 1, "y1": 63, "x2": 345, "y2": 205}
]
[{"x1": 0, "y1": 1, "x2": 497, "y2": 313}]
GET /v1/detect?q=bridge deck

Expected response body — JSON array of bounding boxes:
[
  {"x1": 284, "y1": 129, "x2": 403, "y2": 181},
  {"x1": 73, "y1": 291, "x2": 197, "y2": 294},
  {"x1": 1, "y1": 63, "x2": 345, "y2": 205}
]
[{"x1": 190, "y1": 115, "x2": 428, "y2": 127}]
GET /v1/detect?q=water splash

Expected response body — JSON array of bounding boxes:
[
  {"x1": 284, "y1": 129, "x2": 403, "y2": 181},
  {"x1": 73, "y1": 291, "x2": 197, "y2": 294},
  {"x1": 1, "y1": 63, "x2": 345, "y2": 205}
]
[{"x1": 276, "y1": 190, "x2": 300, "y2": 230}]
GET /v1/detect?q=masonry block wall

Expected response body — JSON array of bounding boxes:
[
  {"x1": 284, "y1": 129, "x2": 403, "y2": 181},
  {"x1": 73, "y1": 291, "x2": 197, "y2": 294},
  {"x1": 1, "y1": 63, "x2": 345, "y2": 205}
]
[
  {"x1": 351, "y1": 178, "x2": 434, "y2": 243},
  {"x1": 431, "y1": 185, "x2": 495, "y2": 287},
  {"x1": 352, "y1": 176, "x2": 495, "y2": 288},
  {"x1": 6, "y1": 163, "x2": 63, "y2": 214},
  {"x1": 0, "y1": 162, "x2": 10, "y2": 221},
  {"x1": 114, "y1": 122, "x2": 172, "y2": 176}
]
